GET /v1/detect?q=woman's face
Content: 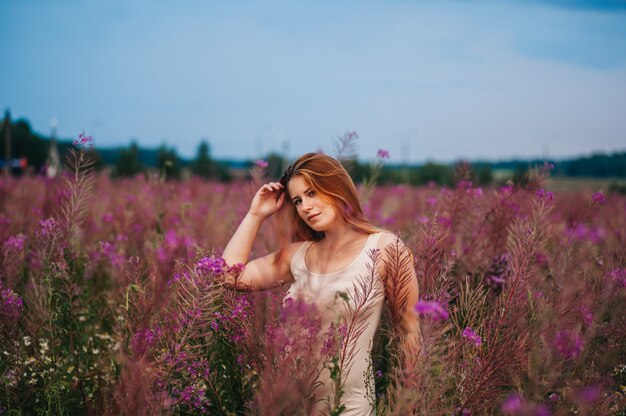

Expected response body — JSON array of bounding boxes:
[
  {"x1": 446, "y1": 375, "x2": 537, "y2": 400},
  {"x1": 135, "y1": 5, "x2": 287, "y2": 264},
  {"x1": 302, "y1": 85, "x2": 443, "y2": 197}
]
[{"x1": 287, "y1": 175, "x2": 339, "y2": 232}]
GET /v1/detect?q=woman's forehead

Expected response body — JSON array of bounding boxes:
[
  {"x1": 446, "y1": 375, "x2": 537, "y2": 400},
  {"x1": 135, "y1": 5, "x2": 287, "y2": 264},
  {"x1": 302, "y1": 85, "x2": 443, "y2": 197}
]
[{"x1": 287, "y1": 175, "x2": 309, "y2": 195}]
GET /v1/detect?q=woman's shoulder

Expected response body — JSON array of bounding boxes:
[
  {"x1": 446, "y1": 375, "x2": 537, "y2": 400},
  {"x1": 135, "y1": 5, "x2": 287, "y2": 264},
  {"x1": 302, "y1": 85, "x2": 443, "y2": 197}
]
[
  {"x1": 375, "y1": 231, "x2": 412, "y2": 255},
  {"x1": 283, "y1": 240, "x2": 310, "y2": 261},
  {"x1": 375, "y1": 230, "x2": 405, "y2": 246}
]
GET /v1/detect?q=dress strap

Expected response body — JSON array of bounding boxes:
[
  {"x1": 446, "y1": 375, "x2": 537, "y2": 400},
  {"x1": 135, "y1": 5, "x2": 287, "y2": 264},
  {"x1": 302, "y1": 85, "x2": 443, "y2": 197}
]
[
  {"x1": 290, "y1": 240, "x2": 314, "y2": 276},
  {"x1": 366, "y1": 232, "x2": 384, "y2": 251}
]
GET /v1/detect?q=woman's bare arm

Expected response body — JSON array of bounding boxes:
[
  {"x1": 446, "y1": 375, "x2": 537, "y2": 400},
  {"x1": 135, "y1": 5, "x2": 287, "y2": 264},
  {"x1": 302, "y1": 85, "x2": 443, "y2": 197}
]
[{"x1": 222, "y1": 182, "x2": 295, "y2": 291}]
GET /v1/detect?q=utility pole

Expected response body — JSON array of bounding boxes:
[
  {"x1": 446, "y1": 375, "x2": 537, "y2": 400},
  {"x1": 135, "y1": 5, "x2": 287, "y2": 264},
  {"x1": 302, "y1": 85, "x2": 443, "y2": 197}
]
[
  {"x1": 3, "y1": 109, "x2": 10, "y2": 176},
  {"x1": 46, "y1": 117, "x2": 61, "y2": 178}
]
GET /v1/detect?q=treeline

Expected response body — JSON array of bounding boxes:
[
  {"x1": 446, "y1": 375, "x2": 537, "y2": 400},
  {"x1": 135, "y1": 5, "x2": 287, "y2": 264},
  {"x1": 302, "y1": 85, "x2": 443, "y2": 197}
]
[{"x1": 1, "y1": 118, "x2": 625, "y2": 186}]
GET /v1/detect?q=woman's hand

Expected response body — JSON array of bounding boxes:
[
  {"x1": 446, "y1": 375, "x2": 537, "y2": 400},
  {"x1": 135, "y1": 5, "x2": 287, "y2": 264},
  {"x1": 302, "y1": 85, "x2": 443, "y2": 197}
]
[{"x1": 248, "y1": 182, "x2": 286, "y2": 219}]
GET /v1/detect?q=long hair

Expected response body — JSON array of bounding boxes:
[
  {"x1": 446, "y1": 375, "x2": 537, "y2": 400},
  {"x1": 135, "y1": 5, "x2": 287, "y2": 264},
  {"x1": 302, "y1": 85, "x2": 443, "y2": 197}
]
[{"x1": 275, "y1": 153, "x2": 379, "y2": 263}]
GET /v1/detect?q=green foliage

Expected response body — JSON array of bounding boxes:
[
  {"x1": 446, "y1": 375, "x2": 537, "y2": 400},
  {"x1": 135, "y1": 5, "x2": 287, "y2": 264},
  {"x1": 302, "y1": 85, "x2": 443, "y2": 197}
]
[
  {"x1": 190, "y1": 141, "x2": 216, "y2": 179},
  {"x1": 114, "y1": 141, "x2": 145, "y2": 177},
  {"x1": 156, "y1": 144, "x2": 181, "y2": 180},
  {"x1": 561, "y1": 152, "x2": 626, "y2": 178},
  {"x1": 265, "y1": 153, "x2": 287, "y2": 180},
  {"x1": 608, "y1": 181, "x2": 626, "y2": 195},
  {"x1": 411, "y1": 162, "x2": 452, "y2": 186},
  {"x1": 473, "y1": 165, "x2": 494, "y2": 186}
]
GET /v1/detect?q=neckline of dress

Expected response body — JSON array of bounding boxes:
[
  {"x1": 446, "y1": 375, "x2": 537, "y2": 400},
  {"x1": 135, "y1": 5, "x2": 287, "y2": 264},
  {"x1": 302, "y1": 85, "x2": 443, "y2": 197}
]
[{"x1": 303, "y1": 232, "x2": 375, "y2": 277}]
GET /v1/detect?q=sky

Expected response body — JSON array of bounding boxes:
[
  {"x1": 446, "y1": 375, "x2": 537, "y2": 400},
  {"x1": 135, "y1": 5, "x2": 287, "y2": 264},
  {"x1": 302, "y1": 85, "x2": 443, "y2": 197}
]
[{"x1": 1, "y1": 0, "x2": 626, "y2": 163}]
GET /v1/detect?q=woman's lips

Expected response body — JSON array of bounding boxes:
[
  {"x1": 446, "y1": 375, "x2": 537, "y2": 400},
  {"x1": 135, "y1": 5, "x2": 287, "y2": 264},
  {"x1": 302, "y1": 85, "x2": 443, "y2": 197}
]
[{"x1": 307, "y1": 213, "x2": 320, "y2": 221}]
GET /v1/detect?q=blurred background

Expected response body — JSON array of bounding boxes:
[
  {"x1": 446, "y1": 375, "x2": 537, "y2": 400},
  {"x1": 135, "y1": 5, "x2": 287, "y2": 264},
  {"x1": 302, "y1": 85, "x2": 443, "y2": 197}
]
[{"x1": 1, "y1": 0, "x2": 625, "y2": 188}]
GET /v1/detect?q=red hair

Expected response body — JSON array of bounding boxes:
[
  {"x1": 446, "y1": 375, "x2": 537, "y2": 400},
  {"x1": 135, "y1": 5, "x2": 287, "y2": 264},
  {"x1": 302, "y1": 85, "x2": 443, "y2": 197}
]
[{"x1": 275, "y1": 153, "x2": 379, "y2": 262}]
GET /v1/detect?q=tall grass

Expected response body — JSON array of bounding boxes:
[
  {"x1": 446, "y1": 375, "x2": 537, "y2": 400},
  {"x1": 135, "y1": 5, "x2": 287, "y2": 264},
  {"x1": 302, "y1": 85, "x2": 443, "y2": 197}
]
[{"x1": 1, "y1": 147, "x2": 624, "y2": 415}]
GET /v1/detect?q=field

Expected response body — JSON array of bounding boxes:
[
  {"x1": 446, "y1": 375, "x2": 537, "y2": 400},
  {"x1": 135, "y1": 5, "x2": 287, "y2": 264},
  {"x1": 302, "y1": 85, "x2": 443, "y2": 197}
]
[{"x1": 1, "y1": 150, "x2": 625, "y2": 415}]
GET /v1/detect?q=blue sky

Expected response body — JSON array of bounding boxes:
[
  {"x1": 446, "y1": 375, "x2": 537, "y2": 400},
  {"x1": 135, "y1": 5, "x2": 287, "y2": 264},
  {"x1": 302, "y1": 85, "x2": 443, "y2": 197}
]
[{"x1": 1, "y1": 0, "x2": 625, "y2": 163}]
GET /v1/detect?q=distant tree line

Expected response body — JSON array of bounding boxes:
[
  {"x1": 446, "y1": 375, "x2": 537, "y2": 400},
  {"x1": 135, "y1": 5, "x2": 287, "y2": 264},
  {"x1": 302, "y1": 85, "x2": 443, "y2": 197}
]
[{"x1": 1, "y1": 118, "x2": 625, "y2": 186}]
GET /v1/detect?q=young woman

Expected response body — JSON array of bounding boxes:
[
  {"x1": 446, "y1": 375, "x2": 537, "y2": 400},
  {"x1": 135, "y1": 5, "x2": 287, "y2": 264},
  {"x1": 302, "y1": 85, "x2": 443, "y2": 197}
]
[{"x1": 223, "y1": 153, "x2": 421, "y2": 415}]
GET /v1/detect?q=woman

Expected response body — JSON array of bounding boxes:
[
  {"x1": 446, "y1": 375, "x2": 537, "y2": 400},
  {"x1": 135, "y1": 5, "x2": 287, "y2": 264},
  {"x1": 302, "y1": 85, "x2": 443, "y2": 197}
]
[{"x1": 223, "y1": 153, "x2": 421, "y2": 415}]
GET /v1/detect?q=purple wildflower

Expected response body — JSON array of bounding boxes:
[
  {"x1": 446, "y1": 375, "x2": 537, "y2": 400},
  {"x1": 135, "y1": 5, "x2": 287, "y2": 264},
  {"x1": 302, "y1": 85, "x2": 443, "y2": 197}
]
[
  {"x1": 1, "y1": 288, "x2": 24, "y2": 319},
  {"x1": 500, "y1": 184, "x2": 513, "y2": 194},
  {"x1": 254, "y1": 159, "x2": 268, "y2": 168},
  {"x1": 535, "y1": 252, "x2": 548, "y2": 267},
  {"x1": 377, "y1": 149, "x2": 390, "y2": 159},
  {"x1": 39, "y1": 217, "x2": 59, "y2": 237},
  {"x1": 554, "y1": 330, "x2": 583, "y2": 360},
  {"x1": 74, "y1": 131, "x2": 94, "y2": 148},
  {"x1": 457, "y1": 180, "x2": 473, "y2": 191},
  {"x1": 3, "y1": 234, "x2": 25, "y2": 252},
  {"x1": 607, "y1": 268, "x2": 626, "y2": 287},
  {"x1": 591, "y1": 191, "x2": 606, "y2": 205},
  {"x1": 194, "y1": 256, "x2": 227, "y2": 277},
  {"x1": 536, "y1": 189, "x2": 554, "y2": 201},
  {"x1": 577, "y1": 385, "x2": 601, "y2": 404},
  {"x1": 535, "y1": 405, "x2": 552, "y2": 416},
  {"x1": 462, "y1": 327, "x2": 482, "y2": 346},
  {"x1": 414, "y1": 300, "x2": 449, "y2": 321},
  {"x1": 130, "y1": 327, "x2": 161, "y2": 356},
  {"x1": 501, "y1": 392, "x2": 523, "y2": 413}
]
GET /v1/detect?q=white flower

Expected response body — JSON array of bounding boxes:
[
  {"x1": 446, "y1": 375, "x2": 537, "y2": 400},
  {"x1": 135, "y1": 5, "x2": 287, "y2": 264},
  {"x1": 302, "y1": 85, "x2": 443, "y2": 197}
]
[{"x1": 23, "y1": 336, "x2": 32, "y2": 346}]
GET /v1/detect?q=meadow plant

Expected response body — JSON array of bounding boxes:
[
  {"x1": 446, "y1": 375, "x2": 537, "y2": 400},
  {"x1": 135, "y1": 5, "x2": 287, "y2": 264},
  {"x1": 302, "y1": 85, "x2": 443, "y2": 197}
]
[{"x1": 0, "y1": 148, "x2": 625, "y2": 415}]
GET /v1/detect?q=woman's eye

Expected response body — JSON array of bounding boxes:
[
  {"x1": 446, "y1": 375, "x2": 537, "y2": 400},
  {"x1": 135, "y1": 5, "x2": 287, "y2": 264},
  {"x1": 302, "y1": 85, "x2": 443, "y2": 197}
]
[
  {"x1": 294, "y1": 199, "x2": 301, "y2": 205},
  {"x1": 307, "y1": 190, "x2": 315, "y2": 197}
]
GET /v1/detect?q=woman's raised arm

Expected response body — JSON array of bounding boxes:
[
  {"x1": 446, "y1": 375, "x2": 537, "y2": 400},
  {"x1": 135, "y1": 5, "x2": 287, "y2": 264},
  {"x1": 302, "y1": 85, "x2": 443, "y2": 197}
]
[{"x1": 222, "y1": 182, "x2": 295, "y2": 291}]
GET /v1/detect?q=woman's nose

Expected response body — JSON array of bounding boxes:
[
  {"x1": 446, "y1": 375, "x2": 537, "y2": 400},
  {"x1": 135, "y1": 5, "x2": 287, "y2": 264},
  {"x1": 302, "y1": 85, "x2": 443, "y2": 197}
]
[{"x1": 301, "y1": 199, "x2": 312, "y2": 211}]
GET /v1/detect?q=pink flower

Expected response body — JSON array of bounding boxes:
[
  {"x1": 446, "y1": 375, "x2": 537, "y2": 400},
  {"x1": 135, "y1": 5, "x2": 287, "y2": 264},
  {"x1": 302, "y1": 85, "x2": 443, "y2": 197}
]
[
  {"x1": 536, "y1": 189, "x2": 554, "y2": 201},
  {"x1": 75, "y1": 131, "x2": 93, "y2": 148},
  {"x1": 500, "y1": 184, "x2": 513, "y2": 194},
  {"x1": 414, "y1": 300, "x2": 449, "y2": 321},
  {"x1": 607, "y1": 268, "x2": 626, "y2": 287},
  {"x1": 39, "y1": 218, "x2": 59, "y2": 236},
  {"x1": 554, "y1": 330, "x2": 583, "y2": 359},
  {"x1": 501, "y1": 393, "x2": 523, "y2": 413},
  {"x1": 377, "y1": 149, "x2": 390, "y2": 159},
  {"x1": 577, "y1": 385, "x2": 601, "y2": 405},
  {"x1": 194, "y1": 256, "x2": 227, "y2": 277},
  {"x1": 1, "y1": 288, "x2": 24, "y2": 319},
  {"x1": 3, "y1": 234, "x2": 25, "y2": 252},
  {"x1": 591, "y1": 191, "x2": 606, "y2": 205},
  {"x1": 462, "y1": 326, "x2": 482, "y2": 346},
  {"x1": 254, "y1": 160, "x2": 268, "y2": 168}
]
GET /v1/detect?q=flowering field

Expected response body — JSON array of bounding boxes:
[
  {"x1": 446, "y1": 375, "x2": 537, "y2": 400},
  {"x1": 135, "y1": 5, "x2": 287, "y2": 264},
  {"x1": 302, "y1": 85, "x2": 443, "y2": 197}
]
[{"x1": 1, "y1": 150, "x2": 625, "y2": 415}]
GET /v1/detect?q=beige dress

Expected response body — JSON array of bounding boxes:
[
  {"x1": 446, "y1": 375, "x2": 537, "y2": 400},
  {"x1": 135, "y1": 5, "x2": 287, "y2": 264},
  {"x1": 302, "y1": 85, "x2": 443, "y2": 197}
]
[{"x1": 287, "y1": 232, "x2": 386, "y2": 416}]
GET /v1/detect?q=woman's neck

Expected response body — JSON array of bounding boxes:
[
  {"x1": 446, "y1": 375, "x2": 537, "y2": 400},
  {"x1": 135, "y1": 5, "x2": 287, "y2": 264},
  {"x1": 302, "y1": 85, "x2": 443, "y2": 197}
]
[{"x1": 319, "y1": 222, "x2": 366, "y2": 250}]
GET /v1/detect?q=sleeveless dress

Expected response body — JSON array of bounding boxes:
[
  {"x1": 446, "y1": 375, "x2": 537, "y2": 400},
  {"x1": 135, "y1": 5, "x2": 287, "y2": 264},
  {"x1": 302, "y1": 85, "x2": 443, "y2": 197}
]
[{"x1": 286, "y1": 232, "x2": 386, "y2": 416}]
